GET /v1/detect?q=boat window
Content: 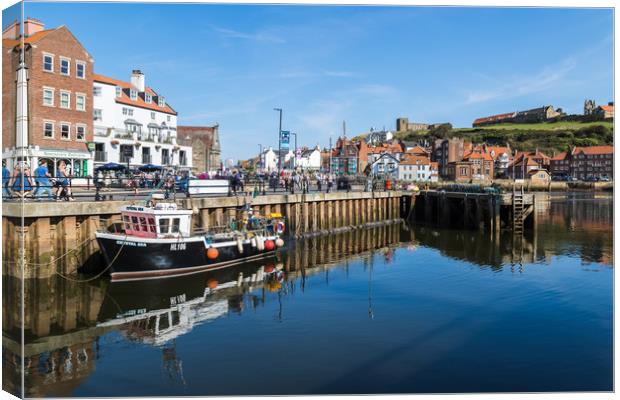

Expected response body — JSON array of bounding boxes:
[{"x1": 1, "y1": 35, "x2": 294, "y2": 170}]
[
  {"x1": 159, "y1": 313, "x2": 170, "y2": 331},
  {"x1": 131, "y1": 216, "x2": 139, "y2": 231},
  {"x1": 123, "y1": 215, "x2": 131, "y2": 231},
  {"x1": 171, "y1": 310, "x2": 180, "y2": 326},
  {"x1": 159, "y1": 218, "x2": 170, "y2": 234},
  {"x1": 148, "y1": 218, "x2": 156, "y2": 233},
  {"x1": 139, "y1": 217, "x2": 148, "y2": 232},
  {"x1": 171, "y1": 218, "x2": 181, "y2": 233},
  {"x1": 146, "y1": 316, "x2": 157, "y2": 331}
]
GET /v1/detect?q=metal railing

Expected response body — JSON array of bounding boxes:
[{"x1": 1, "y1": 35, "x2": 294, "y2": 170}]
[
  {"x1": 1, "y1": 173, "x2": 398, "y2": 202},
  {"x1": 115, "y1": 132, "x2": 135, "y2": 140}
]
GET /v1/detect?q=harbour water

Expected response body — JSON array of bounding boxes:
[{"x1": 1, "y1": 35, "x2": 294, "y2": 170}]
[{"x1": 2, "y1": 192, "x2": 613, "y2": 396}]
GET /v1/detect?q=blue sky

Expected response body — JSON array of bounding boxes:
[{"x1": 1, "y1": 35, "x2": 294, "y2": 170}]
[{"x1": 3, "y1": 3, "x2": 614, "y2": 160}]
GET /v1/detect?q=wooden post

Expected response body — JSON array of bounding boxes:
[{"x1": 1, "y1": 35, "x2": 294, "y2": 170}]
[
  {"x1": 285, "y1": 203, "x2": 292, "y2": 233},
  {"x1": 35, "y1": 217, "x2": 53, "y2": 278},
  {"x1": 302, "y1": 201, "x2": 309, "y2": 234},
  {"x1": 347, "y1": 199, "x2": 353, "y2": 226},
  {"x1": 463, "y1": 197, "x2": 470, "y2": 228},
  {"x1": 215, "y1": 208, "x2": 224, "y2": 228},
  {"x1": 334, "y1": 200, "x2": 341, "y2": 228},
  {"x1": 487, "y1": 196, "x2": 493, "y2": 231},
  {"x1": 475, "y1": 197, "x2": 484, "y2": 230},
  {"x1": 200, "y1": 209, "x2": 210, "y2": 230},
  {"x1": 62, "y1": 216, "x2": 78, "y2": 275},
  {"x1": 312, "y1": 201, "x2": 318, "y2": 232}
]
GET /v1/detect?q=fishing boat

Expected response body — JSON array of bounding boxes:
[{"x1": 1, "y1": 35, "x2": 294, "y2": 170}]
[{"x1": 95, "y1": 195, "x2": 285, "y2": 281}]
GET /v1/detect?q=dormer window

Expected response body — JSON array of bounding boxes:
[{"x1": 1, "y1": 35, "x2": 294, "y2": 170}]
[
  {"x1": 130, "y1": 89, "x2": 137, "y2": 101},
  {"x1": 115, "y1": 86, "x2": 122, "y2": 98},
  {"x1": 158, "y1": 96, "x2": 165, "y2": 107},
  {"x1": 145, "y1": 93, "x2": 152, "y2": 103}
]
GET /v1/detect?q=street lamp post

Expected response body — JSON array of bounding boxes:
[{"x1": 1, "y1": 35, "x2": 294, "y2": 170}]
[
  {"x1": 258, "y1": 143, "x2": 263, "y2": 172},
  {"x1": 274, "y1": 108, "x2": 282, "y2": 174}
]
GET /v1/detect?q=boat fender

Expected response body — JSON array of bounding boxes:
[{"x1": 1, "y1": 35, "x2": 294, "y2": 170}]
[
  {"x1": 206, "y1": 247, "x2": 219, "y2": 260},
  {"x1": 275, "y1": 238, "x2": 285, "y2": 248},
  {"x1": 276, "y1": 221, "x2": 285, "y2": 234},
  {"x1": 257, "y1": 235, "x2": 264, "y2": 251},
  {"x1": 264, "y1": 239, "x2": 275, "y2": 251},
  {"x1": 251, "y1": 237, "x2": 257, "y2": 248},
  {"x1": 237, "y1": 237, "x2": 244, "y2": 254}
]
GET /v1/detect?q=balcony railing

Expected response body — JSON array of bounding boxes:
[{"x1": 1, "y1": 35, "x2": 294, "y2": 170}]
[
  {"x1": 161, "y1": 137, "x2": 174, "y2": 144},
  {"x1": 137, "y1": 134, "x2": 158, "y2": 143},
  {"x1": 162, "y1": 157, "x2": 172, "y2": 165},
  {"x1": 142, "y1": 154, "x2": 152, "y2": 164},
  {"x1": 115, "y1": 132, "x2": 135, "y2": 140},
  {"x1": 120, "y1": 155, "x2": 132, "y2": 164},
  {"x1": 95, "y1": 151, "x2": 107, "y2": 162},
  {"x1": 179, "y1": 157, "x2": 187, "y2": 166}
]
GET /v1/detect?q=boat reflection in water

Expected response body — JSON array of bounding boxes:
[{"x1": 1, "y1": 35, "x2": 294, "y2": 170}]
[{"x1": 97, "y1": 261, "x2": 286, "y2": 346}]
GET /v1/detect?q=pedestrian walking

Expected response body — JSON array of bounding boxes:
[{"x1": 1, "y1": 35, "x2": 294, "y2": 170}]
[
  {"x1": 33, "y1": 160, "x2": 53, "y2": 200},
  {"x1": 327, "y1": 173, "x2": 333, "y2": 193},
  {"x1": 2, "y1": 161, "x2": 11, "y2": 199},
  {"x1": 10, "y1": 163, "x2": 34, "y2": 199},
  {"x1": 55, "y1": 161, "x2": 74, "y2": 201}
]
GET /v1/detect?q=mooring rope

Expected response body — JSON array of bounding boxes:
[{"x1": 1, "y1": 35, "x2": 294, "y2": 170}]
[
  {"x1": 4, "y1": 236, "x2": 96, "y2": 267},
  {"x1": 52, "y1": 233, "x2": 129, "y2": 283}
]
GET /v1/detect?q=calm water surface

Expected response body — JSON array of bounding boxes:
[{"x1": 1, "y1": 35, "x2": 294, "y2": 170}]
[{"x1": 3, "y1": 192, "x2": 613, "y2": 396}]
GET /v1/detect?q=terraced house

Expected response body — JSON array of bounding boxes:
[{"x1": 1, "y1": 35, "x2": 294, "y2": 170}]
[
  {"x1": 550, "y1": 146, "x2": 613, "y2": 180},
  {"x1": 92, "y1": 70, "x2": 192, "y2": 170},
  {"x1": 2, "y1": 18, "x2": 94, "y2": 175}
]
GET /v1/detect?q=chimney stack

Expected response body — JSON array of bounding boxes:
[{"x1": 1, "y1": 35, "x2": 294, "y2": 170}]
[
  {"x1": 23, "y1": 18, "x2": 44, "y2": 36},
  {"x1": 130, "y1": 69, "x2": 145, "y2": 92},
  {"x1": 2, "y1": 18, "x2": 45, "y2": 40},
  {"x1": 2, "y1": 20, "x2": 19, "y2": 40}
]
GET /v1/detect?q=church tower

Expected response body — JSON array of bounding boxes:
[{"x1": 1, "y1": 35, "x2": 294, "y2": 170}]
[{"x1": 584, "y1": 99, "x2": 596, "y2": 115}]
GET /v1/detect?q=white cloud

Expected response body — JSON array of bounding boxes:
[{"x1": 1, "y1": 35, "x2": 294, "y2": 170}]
[
  {"x1": 211, "y1": 25, "x2": 285, "y2": 44},
  {"x1": 464, "y1": 57, "x2": 577, "y2": 105}
]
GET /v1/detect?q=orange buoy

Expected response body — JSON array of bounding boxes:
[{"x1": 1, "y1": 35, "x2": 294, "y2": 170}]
[
  {"x1": 207, "y1": 279, "x2": 218, "y2": 289},
  {"x1": 264, "y1": 240, "x2": 275, "y2": 251},
  {"x1": 206, "y1": 247, "x2": 219, "y2": 260},
  {"x1": 268, "y1": 281, "x2": 282, "y2": 292},
  {"x1": 264, "y1": 265, "x2": 275, "y2": 273}
]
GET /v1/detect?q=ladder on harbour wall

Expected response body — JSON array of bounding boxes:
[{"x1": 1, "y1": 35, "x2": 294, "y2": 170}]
[{"x1": 512, "y1": 186, "x2": 525, "y2": 235}]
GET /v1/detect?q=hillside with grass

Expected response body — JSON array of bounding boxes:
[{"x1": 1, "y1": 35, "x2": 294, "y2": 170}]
[{"x1": 391, "y1": 120, "x2": 614, "y2": 153}]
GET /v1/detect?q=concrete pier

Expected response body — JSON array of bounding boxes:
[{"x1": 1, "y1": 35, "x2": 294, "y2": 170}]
[
  {"x1": 1, "y1": 189, "x2": 534, "y2": 279},
  {"x1": 411, "y1": 190, "x2": 535, "y2": 233}
]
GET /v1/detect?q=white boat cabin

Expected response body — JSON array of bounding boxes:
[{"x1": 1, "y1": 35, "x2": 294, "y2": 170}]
[{"x1": 121, "y1": 202, "x2": 193, "y2": 239}]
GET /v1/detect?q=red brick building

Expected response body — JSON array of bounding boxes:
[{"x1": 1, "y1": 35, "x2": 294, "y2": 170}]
[
  {"x1": 2, "y1": 19, "x2": 94, "y2": 176},
  {"x1": 432, "y1": 137, "x2": 469, "y2": 177},
  {"x1": 446, "y1": 149, "x2": 494, "y2": 182},
  {"x1": 550, "y1": 146, "x2": 614, "y2": 180}
]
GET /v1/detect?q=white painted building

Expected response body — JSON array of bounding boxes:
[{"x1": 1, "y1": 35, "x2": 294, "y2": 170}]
[
  {"x1": 369, "y1": 153, "x2": 400, "y2": 179},
  {"x1": 296, "y1": 146, "x2": 321, "y2": 170},
  {"x1": 92, "y1": 70, "x2": 192, "y2": 171},
  {"x1": 260, "y1": 147, "x2": 277, "y2": 172},
  {"x1": 398, "y1": 155, "x2": 438, "y2": 182},
  {"x1": 366, "y1": 129, "x2": 394, "y2": 146}
]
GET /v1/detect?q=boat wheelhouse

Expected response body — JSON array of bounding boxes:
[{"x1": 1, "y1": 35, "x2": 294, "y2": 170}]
[{"x1": 120, "y1": 202, "x2": 192, "y2": 239}]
